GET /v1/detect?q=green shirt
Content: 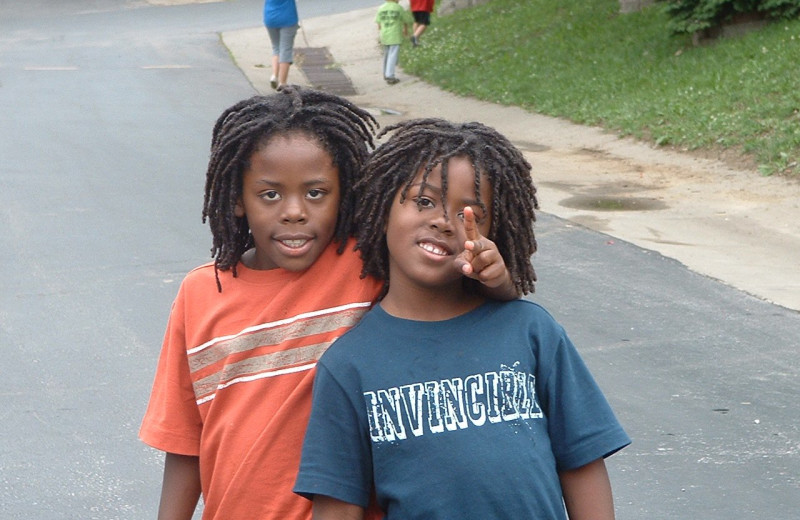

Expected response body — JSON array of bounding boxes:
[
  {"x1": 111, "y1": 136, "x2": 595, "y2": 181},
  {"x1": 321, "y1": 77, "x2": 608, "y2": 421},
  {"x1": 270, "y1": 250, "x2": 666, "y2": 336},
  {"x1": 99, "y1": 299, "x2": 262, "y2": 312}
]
[{"x1": 375, "y1": 2, "x2": 413, "y2": 46}]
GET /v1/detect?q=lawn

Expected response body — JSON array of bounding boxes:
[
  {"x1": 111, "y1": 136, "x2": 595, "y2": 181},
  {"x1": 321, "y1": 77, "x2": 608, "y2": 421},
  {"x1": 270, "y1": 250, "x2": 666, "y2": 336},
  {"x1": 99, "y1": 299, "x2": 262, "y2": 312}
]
[{"x1": 402, "y1": 0, "x2": 800, "y2": 176}]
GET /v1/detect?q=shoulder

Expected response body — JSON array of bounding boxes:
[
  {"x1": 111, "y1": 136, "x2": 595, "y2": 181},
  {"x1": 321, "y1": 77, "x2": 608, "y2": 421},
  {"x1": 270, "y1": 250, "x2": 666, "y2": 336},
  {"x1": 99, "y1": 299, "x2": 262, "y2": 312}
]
[
  {"x1": 177, "y1": 262, "x2": 218, "y2": 290},
  {"x1": 176, "y1": 261, "x2": 283, "y2": 302},
  {"x1": 171, "y1": 262, "x2": 248, "y2": 309},
  {"x1": 318, "y1": 306, "x2": 385, "y2": 362},
  {"x1": 482, "y1": 299, "x2": 568, "y2": 343},
  {"x1": 333, "y1": 304, "x2": 384, "y2": 342},
  {"x1": 486, "y1": 298, "x2": 557, "y2": 322}
]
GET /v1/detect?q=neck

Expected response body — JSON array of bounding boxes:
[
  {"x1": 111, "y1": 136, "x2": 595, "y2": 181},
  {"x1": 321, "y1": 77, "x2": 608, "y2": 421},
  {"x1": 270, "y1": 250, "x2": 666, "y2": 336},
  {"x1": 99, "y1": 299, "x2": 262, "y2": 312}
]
[{"x1": 380, "y1": 282, "x2": 486, "y2": 321}]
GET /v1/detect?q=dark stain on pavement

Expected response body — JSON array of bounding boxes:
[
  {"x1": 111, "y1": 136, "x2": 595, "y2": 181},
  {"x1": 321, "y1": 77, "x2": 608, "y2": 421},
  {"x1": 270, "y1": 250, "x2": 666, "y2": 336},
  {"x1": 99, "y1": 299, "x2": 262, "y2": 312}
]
[{"x1": 295, "y1": 47, "x2": 357, "y2": 96}]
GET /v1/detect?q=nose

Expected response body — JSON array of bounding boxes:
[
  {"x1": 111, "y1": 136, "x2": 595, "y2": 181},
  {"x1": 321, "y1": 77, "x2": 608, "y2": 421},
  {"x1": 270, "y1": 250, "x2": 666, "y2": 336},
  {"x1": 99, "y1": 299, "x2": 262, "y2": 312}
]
[
  {"x1": 281, "y1": 196, "x2": 307, "y2": 224},
  {"x1": 430, "y1": 210, "x2": 454, "y2": 235}
]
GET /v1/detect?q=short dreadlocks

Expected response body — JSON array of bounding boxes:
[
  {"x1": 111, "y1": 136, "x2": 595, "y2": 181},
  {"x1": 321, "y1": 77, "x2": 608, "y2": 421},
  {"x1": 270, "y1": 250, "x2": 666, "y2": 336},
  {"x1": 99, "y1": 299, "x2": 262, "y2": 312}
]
[
  {"x1": 355, "y1": 118, "x2": 538, "y2": 297},
  {"x1": 201, "y1": 86, "x2": 377, "y2": 290}
]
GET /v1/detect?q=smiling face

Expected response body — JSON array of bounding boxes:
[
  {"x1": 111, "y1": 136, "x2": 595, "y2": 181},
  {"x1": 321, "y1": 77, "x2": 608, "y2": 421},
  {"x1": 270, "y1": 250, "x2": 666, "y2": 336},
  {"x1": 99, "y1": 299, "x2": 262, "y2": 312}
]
[
  {"x1": 235, "y1": 132, "x2": 340, "y2": 271},
  {"x1": 384, "y1": 155, "x2": 493, "y2": 300}
]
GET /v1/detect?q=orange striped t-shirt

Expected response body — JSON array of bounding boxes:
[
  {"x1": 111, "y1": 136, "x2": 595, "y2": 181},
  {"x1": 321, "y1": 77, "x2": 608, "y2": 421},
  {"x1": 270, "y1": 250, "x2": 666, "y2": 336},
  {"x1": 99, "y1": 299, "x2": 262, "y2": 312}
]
[{"x1": 140, "y1": 240, "x2": 381, "y2": 519}]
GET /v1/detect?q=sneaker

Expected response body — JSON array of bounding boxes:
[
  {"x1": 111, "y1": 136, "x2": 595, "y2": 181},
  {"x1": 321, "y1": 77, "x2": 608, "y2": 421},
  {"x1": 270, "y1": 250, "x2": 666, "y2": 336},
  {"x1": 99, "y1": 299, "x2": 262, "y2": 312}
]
[
  {"x1": 270, "y1": 75, "x2": 278, "y2": 90},
  {"x1": 385, "y1": 77, "x2": 400, "y2": 85},
  {"x1": 411, "y1": 36, "x2": 419, "y2": 47}
]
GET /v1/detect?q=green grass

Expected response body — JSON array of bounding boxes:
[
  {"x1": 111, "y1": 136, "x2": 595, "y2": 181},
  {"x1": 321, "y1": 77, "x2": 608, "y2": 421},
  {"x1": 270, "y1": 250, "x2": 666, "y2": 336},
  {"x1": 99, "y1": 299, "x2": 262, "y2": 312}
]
[{"x1": 402, "y1": 0, "x2": 800, "y2": 176}]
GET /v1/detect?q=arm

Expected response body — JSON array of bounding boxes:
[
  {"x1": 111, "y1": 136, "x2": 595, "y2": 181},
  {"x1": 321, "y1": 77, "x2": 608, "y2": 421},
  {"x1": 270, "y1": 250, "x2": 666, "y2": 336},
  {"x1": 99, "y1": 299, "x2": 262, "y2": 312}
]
[
  {"x1": 559, "y1": 458, "x2": 615, "y2": 520},
  {"x1": 157, "y1": 452, "x2": 201, "y2": 520},
  {"x1": 456, "y1": 206, "x2": 519, "y2": 300},
  {"x1": 312, "y1": 494, "x2": 365, "y2": 520}
]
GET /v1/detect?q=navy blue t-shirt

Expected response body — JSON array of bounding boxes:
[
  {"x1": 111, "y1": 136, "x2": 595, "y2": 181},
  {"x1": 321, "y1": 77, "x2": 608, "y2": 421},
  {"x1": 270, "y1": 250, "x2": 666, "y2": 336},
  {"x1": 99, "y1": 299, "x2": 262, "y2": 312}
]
[{"x1": 295, "y1": 299, "x2": 630, "y2": 519}]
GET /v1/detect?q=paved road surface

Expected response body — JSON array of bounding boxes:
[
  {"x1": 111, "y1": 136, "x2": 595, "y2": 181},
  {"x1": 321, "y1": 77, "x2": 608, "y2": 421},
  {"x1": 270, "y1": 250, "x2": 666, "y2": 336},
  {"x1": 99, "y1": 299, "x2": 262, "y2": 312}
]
[{"x1": 0, "y1": 1, "x2": 374, "y2": 517}]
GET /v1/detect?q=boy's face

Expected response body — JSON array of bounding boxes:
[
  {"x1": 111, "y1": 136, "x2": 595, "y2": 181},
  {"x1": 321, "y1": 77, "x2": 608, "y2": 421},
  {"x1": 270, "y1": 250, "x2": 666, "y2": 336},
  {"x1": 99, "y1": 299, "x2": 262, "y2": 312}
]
[
  {"x1": 235, "y1": 132, "x2": 340, "y2": 271},
  {"x1": 385, "y1": 155, "x2": 492, "y2": 293}
]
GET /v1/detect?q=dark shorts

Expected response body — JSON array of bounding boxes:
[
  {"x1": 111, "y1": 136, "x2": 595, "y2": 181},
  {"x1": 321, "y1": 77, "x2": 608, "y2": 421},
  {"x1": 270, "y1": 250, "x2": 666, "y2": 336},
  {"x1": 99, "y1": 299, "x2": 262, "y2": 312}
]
[{"x1": 412, "y1": 11, "x2": 431, "y2": 25}]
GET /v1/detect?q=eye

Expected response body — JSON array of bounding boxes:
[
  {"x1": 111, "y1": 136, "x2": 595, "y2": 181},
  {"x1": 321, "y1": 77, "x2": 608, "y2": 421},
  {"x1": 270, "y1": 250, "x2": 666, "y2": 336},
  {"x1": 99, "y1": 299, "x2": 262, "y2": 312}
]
[
  {"x1": 459, "y1": 206, "x2": 487, "y2": 224},
  {"x1": 307, "y1": 188, "x2": 326, "y2": 200},
  {"x1": 261, "y1": 190, "x2": 281, "y2": 201},
  {"x1": 413, "y1": 197, "x2": 435, "y2": 210}
]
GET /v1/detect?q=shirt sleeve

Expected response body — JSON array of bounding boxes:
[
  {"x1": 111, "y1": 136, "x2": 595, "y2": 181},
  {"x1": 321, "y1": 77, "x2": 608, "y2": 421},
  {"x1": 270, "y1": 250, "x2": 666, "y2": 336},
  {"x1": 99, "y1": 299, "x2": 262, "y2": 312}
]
[
  {"x1": 537, "y1": 323, "x2": 631, "y2": 471},
  {"x1": 139, "y1": 287, "x2": 203, "y2": 456},
  {"x1": 294, "y1": 360, "x2": 374, "y2": 507}
]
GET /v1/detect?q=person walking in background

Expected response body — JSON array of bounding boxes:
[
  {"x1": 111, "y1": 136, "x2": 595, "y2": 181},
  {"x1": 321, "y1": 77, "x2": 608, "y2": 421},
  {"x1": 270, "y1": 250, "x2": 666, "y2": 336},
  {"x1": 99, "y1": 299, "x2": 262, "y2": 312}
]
[
  {"x1": 375, "y1": 0, "x2": 413, "y2": 85},
  {"x1": 264, "y1": 0, "x2": 299, "y2": 90},
  {"x1": 410, "y1": 0, "x2": 434, "y2": 46}
]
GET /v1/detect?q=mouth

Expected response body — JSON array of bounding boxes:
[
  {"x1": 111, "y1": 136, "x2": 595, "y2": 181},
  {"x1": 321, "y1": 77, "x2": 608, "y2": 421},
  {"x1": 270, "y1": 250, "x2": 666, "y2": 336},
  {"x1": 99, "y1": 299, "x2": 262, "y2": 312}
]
[
  {"x1": 274, "y1": 235, "x2": 314, "y2": 256},
  {"x1": 279, "y1": 238, "x2": 309, "y2": 249},
  {"x1": 418, "y1": 240, "x2": 452, "y2": 257}
]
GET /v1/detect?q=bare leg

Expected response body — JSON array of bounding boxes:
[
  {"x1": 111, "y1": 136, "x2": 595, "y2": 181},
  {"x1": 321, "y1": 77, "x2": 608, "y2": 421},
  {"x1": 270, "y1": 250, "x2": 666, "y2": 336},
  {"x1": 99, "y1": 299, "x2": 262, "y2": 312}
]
[
  {"x1": 278, "y1": 62, "x2": 291, "y2": 87},
  {"x1": 411, "y1": 23, "x2": 427, "y2": 46},
  {"x1": 270, "y1": 55, "x2": 279, "y2": 89}
]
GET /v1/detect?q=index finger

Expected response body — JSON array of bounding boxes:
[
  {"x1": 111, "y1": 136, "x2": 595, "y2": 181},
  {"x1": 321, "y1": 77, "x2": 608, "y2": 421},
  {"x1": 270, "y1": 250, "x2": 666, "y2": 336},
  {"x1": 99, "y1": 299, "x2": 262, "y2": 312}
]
[{"x1": 463, "y1": 206, "x2": 480, "y2": 242}]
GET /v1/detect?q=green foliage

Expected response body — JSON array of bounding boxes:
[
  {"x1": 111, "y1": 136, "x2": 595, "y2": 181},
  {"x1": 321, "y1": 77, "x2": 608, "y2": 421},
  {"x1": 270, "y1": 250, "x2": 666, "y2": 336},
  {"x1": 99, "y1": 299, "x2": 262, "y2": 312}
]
[
  {"x1": 661, "y1": 0, "x2": 800, "y2": 35},
  {"x1": 761, "y1": 0, "x2": 800, "y2": 17},
  {"x1": 402, "y1": 0, "x2": 800, "y2": 175}
]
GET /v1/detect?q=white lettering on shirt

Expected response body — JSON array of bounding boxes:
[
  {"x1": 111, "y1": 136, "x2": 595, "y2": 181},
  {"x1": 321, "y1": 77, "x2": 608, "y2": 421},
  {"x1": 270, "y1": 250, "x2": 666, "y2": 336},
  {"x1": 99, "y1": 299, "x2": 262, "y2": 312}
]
[{"x1": 364, "y1": 365, "x2": 543, "y2": 443}]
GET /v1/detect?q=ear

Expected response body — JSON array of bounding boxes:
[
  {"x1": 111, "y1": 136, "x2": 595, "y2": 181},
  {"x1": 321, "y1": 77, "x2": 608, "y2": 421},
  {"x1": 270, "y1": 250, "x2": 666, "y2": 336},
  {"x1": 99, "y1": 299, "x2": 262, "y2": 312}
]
[{"x1": 234, "y1": 198, "x2": 245, "y2": 218}]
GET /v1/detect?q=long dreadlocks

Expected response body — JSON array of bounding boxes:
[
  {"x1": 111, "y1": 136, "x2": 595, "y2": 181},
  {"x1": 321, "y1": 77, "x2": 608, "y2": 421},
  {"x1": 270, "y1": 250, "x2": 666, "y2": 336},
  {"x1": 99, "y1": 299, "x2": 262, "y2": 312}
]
[
  {"x1": 201, "y1": 86, "x2": 377, "y2": 290},
  {"x1": 355, "y1": 118, "x2": 538, "y2": 296}
]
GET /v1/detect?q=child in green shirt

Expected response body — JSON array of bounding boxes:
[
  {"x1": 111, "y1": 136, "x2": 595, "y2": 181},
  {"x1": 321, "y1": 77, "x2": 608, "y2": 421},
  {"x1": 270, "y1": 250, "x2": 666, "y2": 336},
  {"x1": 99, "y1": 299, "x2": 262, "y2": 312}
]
[{"x1": 375, "y1": 0, "x2": 414, "y2": 84}]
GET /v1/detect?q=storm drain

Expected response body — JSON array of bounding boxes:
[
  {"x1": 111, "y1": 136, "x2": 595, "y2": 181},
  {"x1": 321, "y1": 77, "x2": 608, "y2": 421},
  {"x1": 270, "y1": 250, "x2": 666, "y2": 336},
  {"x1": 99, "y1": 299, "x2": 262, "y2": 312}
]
[{"x1": 296, "y1": 47, "x2": 357, "y2": 96}]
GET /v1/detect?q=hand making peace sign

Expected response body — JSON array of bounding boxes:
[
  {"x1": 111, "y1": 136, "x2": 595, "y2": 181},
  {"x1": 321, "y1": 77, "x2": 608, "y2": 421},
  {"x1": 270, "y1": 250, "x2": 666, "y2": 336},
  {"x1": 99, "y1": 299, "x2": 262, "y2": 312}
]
[{"x1": 455, "y1": 206, "x2": 518, "y2": 296}]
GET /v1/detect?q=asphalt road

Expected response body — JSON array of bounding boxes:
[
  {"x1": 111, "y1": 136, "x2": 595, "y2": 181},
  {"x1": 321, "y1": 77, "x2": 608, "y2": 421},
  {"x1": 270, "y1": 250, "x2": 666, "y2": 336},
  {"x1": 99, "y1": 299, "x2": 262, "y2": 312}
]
[
  {"x1": 1, "y1": 1, "x2": 798, "y2": 518},
  {"x1": 0, "y1": 1, "x2": 374, "y2": 518}
]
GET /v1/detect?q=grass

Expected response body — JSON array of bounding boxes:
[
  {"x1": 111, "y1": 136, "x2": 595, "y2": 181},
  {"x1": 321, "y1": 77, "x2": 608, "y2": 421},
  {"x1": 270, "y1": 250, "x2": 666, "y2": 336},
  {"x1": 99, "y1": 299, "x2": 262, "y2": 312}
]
[{"x1": 402, "y1": 0, "x2": 800, "y2": 176}]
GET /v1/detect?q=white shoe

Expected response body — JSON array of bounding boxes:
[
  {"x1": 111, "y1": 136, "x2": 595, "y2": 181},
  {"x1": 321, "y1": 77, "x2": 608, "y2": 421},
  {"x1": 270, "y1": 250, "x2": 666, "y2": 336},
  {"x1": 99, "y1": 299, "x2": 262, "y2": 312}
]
[{"x1": 270, "y1": 75, "x2": 278, "y2": 90}]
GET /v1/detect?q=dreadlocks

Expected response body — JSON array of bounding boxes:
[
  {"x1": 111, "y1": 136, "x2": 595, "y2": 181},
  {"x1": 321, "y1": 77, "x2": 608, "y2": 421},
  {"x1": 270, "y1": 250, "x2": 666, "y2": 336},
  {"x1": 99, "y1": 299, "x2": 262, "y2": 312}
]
[
  {"x1": 355, "y1": 118, "x2": 538, "y2": 296},
  {"x1": 201, "y1": 86, "x2": 377, "y2": 290}
]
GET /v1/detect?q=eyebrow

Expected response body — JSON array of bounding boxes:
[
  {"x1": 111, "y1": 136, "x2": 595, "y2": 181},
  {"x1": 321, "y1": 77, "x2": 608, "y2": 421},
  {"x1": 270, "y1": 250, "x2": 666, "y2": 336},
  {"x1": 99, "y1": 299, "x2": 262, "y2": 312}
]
[
  {"x1": 410, "y1": 182, "x2": 483, "y2": 207},
  {"x1": 255, "y1": 178, "x2": 334, "y2": 187},
  {"x1": 410, "y1": 181, "x2": 440, "y2": 194}
]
